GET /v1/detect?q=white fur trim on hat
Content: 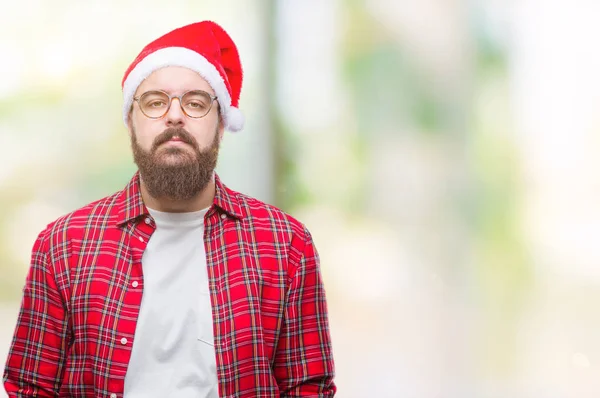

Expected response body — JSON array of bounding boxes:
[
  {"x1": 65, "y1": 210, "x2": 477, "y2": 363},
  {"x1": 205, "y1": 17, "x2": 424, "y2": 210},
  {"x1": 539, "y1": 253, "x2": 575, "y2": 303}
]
[
  {"x1": 122, "y1": 46, "x2": 244, "y2": 132},
  {"x1": 226, "y1": 107, "x2": 244, "y2": 132}
]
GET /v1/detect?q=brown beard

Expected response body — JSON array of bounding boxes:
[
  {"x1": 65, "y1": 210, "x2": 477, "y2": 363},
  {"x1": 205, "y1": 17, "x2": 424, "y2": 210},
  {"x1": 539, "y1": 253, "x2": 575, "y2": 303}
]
[{"x1": 131, "y1": 126, "x2": 220, "y2": 201}]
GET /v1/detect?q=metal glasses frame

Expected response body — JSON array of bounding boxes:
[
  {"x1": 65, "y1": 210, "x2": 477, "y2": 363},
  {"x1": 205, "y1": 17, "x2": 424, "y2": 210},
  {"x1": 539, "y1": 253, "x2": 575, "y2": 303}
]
[{"x1": 133, "y1": 89, "x2": 218, "y2": 119}]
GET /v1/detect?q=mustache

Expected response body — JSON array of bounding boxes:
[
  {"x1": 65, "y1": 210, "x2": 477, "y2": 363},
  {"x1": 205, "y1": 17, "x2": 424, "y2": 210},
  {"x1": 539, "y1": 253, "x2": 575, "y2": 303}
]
[{"x1": 151, "y1": 127, "x2": 197, "y2": 151}]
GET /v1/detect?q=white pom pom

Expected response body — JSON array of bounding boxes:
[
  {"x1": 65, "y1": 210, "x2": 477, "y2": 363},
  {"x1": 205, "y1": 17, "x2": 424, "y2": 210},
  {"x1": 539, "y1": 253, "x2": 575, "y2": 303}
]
[{"x1": 226, "y1": 107, "x2": 245, "y2": 132}]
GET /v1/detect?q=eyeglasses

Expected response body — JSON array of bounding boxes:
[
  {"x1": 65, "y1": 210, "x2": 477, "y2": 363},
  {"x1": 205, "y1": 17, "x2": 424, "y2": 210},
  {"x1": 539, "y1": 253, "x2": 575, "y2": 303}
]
[{"x1": 133, "y1": 90, "x2": 218, "y2": 119}]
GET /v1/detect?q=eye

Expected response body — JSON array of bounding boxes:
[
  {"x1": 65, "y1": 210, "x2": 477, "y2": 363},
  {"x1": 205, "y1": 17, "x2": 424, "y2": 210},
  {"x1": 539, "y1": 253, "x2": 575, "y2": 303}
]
[
  {"x1": 186, "y1": 101, "x2": 207, "y2": 109},
  {"x1": 148, "y1": 100, "x2": 167, "y2": 108},
  {"x1": 140, "y1": 91, "x2": 169, "y2": 109}
]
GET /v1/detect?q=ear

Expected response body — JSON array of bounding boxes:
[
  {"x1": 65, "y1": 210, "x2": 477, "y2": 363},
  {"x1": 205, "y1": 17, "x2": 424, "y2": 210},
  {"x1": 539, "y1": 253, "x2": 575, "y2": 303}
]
[
  {"x1": 218, "y1": 114, "x2": 226, "y2": 141},
  {"x1": 127, "y1": 111, "x2": 134, "y2": 137}
]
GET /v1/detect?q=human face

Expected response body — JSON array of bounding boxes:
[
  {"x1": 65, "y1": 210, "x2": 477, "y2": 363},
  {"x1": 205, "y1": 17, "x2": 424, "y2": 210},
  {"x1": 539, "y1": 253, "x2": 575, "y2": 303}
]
[
  {"x1": 128, "y1": 66, "x2": 225, "y2": 200},
  {"x1": 128, "y1": 66, "x2": 224, "y2": 158}
]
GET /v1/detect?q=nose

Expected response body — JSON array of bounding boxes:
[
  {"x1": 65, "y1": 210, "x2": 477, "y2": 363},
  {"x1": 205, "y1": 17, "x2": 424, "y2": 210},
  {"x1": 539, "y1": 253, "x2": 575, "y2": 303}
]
[{"x1": 165, "y1": 97, "x2": 185, "y2": 127}]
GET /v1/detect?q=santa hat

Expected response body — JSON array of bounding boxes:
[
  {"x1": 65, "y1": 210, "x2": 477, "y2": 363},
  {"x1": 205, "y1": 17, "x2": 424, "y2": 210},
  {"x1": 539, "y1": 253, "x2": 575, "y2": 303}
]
[{"x1": 121, "y1": 21, "x2": 244, "y2": 132}]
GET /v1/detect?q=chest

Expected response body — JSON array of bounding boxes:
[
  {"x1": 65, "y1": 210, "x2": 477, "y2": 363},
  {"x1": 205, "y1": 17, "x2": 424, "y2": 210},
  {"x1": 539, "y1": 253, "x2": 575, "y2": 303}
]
[{"x1": 64, "y1": 221, "x2": 291, "y2": 359}]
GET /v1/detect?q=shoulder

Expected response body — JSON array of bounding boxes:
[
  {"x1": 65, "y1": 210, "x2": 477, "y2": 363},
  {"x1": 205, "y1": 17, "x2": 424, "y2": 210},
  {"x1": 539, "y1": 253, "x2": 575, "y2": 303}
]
[
  {"x1": 228, "y1": 189, "x2": 318, "y2": 272},
  {"x1": 36, "y1": 189, "x2": 123, "y2": 251},
  {"x1": 235, "y1": 191, "x2": 309, "y2": 238}
]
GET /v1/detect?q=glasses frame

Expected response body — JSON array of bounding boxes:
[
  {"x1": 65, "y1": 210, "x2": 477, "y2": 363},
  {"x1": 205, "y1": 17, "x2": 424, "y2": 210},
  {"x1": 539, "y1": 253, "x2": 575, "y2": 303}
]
[{"x1": 133, "y1": 89, "x2": 218, "y2": 119}]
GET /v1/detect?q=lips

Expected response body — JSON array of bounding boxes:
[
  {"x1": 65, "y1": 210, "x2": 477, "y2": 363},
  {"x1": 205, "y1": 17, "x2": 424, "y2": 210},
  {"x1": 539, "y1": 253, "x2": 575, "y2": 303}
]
[
  {"x1": 165, "y1": 135, "x2": 190, "y2": 145},
  {"x1": 157, "y1": 137, "x2": 188, "y2": 151},
  {"x1": 152, "y1": 128, "x2": 197, "y2": 151}
]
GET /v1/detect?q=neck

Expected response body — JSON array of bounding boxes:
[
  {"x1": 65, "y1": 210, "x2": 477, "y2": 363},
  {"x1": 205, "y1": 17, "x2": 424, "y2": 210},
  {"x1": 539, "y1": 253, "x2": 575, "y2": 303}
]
[{"x1": 139, "y1": 178, "x2": 216, "y2": 213}]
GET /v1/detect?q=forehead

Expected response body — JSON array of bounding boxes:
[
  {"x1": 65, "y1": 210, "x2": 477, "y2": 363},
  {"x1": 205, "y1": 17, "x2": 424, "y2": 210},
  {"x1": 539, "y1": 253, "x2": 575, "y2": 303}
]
[{"x1": 135, "y1": 66, "x2": 215, "y2": 96}]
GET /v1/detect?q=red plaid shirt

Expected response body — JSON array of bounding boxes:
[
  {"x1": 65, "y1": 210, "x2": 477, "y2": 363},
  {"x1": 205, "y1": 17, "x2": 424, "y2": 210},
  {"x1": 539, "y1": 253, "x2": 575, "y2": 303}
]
[{"x1": 3, "y1": 173, "x2": 336, "y2": 397}]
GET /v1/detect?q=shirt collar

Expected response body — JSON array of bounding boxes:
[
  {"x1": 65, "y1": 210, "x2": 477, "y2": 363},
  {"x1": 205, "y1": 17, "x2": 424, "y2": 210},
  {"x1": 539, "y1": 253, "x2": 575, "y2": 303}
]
[
  {"x1": 213, "y1": 173, "x2": 244, "y2": 219},
  {"x1": 115, "y1": 171, "x2": 244, "y2": 226}
]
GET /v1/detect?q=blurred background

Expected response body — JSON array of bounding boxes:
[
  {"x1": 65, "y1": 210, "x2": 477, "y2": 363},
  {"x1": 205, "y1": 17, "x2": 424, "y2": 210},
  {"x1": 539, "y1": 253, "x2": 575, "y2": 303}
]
[{"x1": 1, "y1": 0, "x2": 600, "y2": 396}]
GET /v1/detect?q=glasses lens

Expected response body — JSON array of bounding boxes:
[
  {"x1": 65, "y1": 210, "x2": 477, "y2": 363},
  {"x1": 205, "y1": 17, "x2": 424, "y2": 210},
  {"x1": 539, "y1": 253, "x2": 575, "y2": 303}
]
[
  {"x1": 181, "y1": 91, "x2": 213, "y2": 118},
  {"x1": 139, "y1": 91, "x2": 170, "y2": 118}
]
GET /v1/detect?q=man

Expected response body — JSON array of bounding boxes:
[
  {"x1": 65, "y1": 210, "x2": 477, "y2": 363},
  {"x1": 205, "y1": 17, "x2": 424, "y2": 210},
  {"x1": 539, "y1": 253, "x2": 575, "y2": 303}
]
[{"x1": 3, "y1": 21, "x2": 336, "y2": 397}]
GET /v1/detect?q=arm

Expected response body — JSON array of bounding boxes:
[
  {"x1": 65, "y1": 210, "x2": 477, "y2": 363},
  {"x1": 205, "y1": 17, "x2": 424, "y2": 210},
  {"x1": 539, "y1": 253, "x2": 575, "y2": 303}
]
[
  {"x1": 3, "y1": 228, "x2": 69, "y2": 397},
  {"x1": 274, "y1": 227, "x2": 336, "y2": 397}
]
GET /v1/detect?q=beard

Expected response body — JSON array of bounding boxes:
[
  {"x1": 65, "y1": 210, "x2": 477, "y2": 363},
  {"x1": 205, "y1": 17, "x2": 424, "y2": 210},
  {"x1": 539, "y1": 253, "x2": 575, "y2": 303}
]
[{"x1": 131, "y1": 126, "x2": 220, "y2": 201}]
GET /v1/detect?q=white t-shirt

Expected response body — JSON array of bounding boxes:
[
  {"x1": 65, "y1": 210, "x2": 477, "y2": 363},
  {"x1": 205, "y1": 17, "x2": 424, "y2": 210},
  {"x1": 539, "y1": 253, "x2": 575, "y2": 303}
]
[{"x1": 123, "y1": 207, "x2": 218, "y2": 398}]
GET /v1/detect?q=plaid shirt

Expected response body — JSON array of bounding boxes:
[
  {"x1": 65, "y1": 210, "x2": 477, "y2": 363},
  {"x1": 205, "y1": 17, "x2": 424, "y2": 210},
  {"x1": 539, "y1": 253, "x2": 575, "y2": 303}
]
[{"x1": 3, "y1": 173, "x2": 336, "y2": 397}]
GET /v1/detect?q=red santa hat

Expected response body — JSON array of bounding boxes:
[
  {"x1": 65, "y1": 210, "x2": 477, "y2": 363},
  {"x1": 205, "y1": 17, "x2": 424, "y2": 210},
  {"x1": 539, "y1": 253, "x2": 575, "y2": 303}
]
[{"x1": 121, "y1": 21, "x2": 244, "y2": 132}]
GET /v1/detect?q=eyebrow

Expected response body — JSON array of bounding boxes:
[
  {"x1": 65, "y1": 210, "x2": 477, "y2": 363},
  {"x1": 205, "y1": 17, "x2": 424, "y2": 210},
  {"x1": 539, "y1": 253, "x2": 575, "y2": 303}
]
[
  {"x1": 143, "y1": 88, "x2": 209, "y2": 95},
  {"x1": 143, "y1": 88, "x2": 175, "y2": 94}
]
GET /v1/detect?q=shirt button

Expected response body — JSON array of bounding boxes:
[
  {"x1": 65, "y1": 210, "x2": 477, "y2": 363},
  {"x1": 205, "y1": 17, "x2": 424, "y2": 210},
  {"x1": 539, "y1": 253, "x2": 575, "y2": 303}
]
[
  {"x1": 110, "y1": 394, "x2": 117, "y2": 398},
  {"x1": 220, "y1": 213, "x2": 227, "y2": 220},
  {"x1": 120, "y1": 337, "x2": 128, "y2": 345},
  {"x1": 138, "y1": 236, "x2": 144, "y2": 242},
  {"x1": 131, "y1": 281, "x2": 139, "y2": 288},
  {"x1": 144, "y1": 217, "x2": 151, "y2": 225}
]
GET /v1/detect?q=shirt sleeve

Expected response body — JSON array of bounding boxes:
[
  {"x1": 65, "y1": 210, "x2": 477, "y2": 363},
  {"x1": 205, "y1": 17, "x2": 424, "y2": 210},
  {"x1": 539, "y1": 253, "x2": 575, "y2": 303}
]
[
  {"x1": 274, "y1": 226, "x2": 337, "y2": 397},
  {"x1": 3, "y1": 227, "x2": 70, "y2": 397}
]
